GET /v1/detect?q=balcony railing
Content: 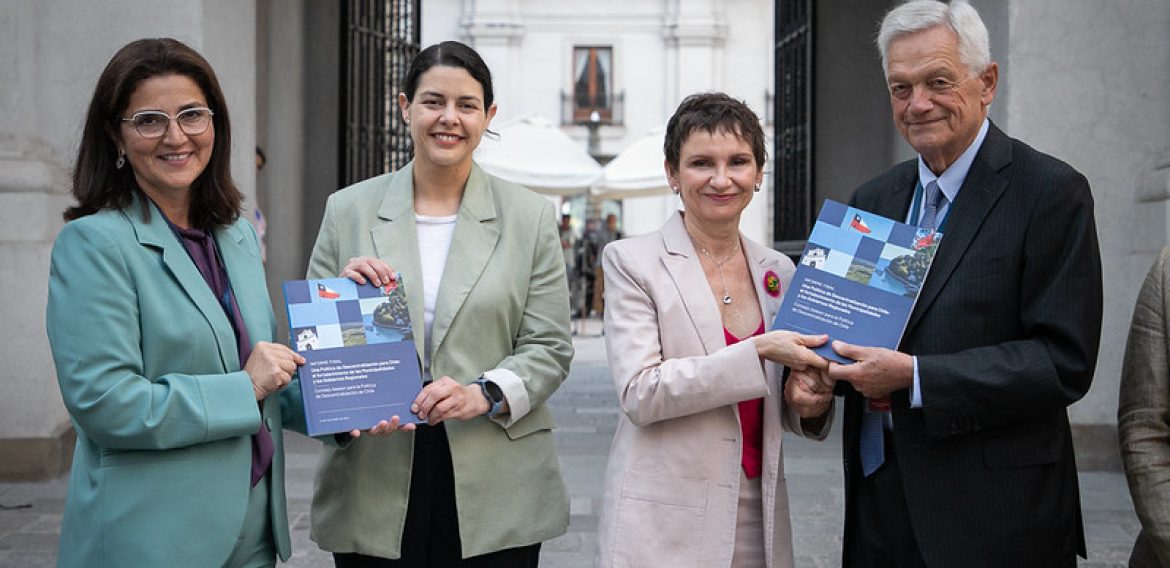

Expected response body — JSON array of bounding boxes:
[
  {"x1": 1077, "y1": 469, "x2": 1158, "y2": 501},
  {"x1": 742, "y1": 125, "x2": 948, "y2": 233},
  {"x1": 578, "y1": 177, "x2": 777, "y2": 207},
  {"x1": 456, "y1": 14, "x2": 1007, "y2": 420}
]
[{"x1": 561, "y1": 91, "x2": 625, "y2": 126}]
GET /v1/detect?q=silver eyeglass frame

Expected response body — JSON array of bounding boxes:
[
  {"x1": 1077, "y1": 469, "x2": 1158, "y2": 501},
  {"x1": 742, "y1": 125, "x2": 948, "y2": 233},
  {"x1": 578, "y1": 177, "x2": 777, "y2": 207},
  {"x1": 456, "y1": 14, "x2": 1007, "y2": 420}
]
[{"x1": 120, "y1": 107, "x2": 215, "y2": 138}]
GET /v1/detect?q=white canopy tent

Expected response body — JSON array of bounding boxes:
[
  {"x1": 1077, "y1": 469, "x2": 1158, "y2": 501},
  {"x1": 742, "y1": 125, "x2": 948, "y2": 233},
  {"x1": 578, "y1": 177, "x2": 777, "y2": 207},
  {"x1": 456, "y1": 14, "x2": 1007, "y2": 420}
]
[
  {"x1": 473, "y1": 115, "x2": 602, "y2": 196},
  {"x1": 591, "y1": 125, "x2": 775, "y2": 241},
  {"x1": 589, "y1": 125, "x2": 671, "y2": 201},
  {"x1": 592, "y1": 125, "x2": 776, "y2": 201}
]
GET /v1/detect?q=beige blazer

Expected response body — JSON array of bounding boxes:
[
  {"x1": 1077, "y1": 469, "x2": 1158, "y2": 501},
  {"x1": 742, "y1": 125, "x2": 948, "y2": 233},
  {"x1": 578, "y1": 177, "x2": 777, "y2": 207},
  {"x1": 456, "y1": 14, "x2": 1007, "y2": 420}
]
[
  {"x1": 304, "y1": 162, "x2": 573, "y2": 559},
  {"x1": 1121, "y1": 245, "x2": 1170, "y2": 568},
  {"x1": 596, "y1": 211, "x2": 832, "y2": 568}
]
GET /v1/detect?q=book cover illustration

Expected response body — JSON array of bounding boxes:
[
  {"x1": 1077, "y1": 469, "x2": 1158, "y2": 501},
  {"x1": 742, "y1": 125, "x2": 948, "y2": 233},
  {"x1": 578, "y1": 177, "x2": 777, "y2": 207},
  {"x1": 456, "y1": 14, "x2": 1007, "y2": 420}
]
[
  {"x1": 773, "y1": 199, "x2": 943, "y2": 364},
  {"x1": 283, "y1": 276, "x2": 423, "y2": 435}
]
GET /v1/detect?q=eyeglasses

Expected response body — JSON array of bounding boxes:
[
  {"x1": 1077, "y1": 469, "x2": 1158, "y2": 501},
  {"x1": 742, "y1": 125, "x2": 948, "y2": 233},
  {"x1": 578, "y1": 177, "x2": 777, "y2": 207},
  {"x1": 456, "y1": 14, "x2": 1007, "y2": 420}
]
[{"x1": 121, "y1": 107, "x2": 214, "y2": 139}]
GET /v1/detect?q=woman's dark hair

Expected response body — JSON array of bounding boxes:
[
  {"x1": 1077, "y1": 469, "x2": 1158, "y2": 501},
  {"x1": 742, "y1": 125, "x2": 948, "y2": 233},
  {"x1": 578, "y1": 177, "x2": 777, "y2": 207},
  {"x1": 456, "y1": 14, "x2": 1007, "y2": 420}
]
[
  {"x1": 66, "y1": 38, "x2": 241, "y2": 228},
  {"x1": 663, "y1": 92, "x2": 767, "y2": 172},
  {"x1": 402, "y1": 41, "x2": 494, "y2": 108}
]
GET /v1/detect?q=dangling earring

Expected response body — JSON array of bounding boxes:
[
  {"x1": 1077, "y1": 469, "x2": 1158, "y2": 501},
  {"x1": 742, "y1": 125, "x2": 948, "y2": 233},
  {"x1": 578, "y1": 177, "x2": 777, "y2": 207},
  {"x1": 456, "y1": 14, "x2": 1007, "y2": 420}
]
[
  {"x1": 671, "y1": 186, "x2": 680, "y2": 195},
  {"x1": 753, "y1": 183, "x2": 761, "y2": 192},
  {"x1": 115, "y1": 150, "x2": 126, "y2": 170}
]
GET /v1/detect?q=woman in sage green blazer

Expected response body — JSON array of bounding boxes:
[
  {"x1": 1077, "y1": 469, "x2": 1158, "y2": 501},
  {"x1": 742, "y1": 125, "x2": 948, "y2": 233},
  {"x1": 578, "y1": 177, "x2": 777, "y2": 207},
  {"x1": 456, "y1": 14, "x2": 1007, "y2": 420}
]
[
  {"x1": 306, "y1": 41, "x2": 573, "y2": 567},
  {"x1": 46, "y1": 39, "x2": 304, "y2": 567}
]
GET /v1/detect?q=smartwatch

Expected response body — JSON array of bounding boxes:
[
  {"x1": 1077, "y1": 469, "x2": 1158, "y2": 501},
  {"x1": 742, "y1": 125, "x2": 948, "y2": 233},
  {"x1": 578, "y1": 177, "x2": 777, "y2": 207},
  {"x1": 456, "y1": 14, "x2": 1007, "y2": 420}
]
[{"x1": 473, "y1": 377, "x2": 504, "y2": 416}]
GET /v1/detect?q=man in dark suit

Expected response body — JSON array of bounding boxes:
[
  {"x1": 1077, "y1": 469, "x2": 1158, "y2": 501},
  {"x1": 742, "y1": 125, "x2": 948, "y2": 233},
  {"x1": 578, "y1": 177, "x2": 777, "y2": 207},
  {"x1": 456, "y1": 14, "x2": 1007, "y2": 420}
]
[{"x1": 825, "y1": 1, "x2": 1103, "y2": 566}]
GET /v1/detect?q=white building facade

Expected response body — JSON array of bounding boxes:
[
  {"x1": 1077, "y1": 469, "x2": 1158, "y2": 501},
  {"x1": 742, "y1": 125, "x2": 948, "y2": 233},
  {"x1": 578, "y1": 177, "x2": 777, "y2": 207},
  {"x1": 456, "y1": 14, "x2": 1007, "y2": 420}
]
[{"x1": 423, "y1": 0, "x2": 776, "y2": 242}]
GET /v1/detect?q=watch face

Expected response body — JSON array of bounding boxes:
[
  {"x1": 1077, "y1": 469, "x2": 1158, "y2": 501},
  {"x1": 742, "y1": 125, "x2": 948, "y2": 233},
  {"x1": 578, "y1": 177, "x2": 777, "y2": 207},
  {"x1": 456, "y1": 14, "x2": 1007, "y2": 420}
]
[{"x1": 485, "y1": 380, "x2": 504, "y2": 403}]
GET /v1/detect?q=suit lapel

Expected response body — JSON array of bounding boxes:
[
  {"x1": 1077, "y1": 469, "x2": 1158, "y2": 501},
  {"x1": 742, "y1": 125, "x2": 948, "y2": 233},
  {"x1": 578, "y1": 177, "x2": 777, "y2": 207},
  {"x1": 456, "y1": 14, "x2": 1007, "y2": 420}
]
[
  {"x1": 216, "y1": 220, "x2": 267, "y2": 350},
  {"x1": 660, "y1": 212, "x2": 726, "y2": 354},
  {"x1": 743, "y1": 237, "x2": 784, "y2": 324},
  {"x1": 129, "y1": 195, "x2": 237, "y2": 371},
  {"x1": 215, "y1": 221, "x2": 278, "y2": 421},
  {"x1": 905, "y1": 124, "x2": 1011, "y2": 335},
  {"x1": 370, "y1": 164, "x2": 426, "y2": 360},
  {"x1": 430, "y1": 164, "x2": 501, "y2": 359},
  {"x1": 871, "y1": 164, "x2": 917, "y2": 221}
]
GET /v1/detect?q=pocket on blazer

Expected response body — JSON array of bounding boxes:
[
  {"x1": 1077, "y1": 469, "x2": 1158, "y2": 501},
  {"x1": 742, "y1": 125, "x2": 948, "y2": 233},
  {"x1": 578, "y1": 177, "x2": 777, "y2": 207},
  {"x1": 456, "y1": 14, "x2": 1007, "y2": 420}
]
[
  {"x1": 100, "y1": 447, "x2": 187, "y2": 468},
  {"x1": 612, "y1": 473, "x2": 708, "y2": 567},
  {"x1": 504, "y1": 407, "x2": 555, "y2": 440},
  {"x1": 621, "y1": 470, "x2": 708, "y2": 508}
]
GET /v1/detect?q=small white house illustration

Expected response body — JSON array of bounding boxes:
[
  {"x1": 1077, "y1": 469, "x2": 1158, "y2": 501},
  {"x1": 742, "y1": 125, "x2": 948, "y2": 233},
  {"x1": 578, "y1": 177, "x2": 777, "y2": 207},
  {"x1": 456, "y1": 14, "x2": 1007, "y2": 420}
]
[
  {"x1": 803, "y1": 247, "x2": 828, "y2": 269},
  {"x1": 296, "y1": 328, "x2": 320, "y2": 351}
]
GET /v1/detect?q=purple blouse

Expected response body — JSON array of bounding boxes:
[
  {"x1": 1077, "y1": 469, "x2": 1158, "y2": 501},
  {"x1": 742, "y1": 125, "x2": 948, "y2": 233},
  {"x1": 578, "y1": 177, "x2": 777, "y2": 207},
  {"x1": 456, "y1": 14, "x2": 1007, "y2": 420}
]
[{"x1": 172, "y1": 222, "x2": 272, "y2": 487}]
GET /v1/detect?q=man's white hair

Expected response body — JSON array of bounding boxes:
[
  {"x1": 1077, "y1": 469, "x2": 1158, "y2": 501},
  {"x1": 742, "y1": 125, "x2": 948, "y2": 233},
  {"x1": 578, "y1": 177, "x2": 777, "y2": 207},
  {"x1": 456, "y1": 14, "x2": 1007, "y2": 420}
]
[{"x1": 877, "y1": 0, "x2": 991, "y2": 78}]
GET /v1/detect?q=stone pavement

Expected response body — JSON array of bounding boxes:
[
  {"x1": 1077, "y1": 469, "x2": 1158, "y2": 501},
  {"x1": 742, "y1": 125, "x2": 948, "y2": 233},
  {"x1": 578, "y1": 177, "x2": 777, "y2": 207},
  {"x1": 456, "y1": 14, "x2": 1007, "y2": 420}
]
[{"x1": 0, "y1": 319, "x2": 1141, "y2": 567}]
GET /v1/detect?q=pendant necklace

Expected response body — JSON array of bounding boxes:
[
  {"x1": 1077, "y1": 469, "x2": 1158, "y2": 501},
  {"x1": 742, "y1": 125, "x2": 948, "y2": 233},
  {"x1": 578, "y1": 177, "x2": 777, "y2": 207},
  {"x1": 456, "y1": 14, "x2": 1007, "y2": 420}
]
[{"x1": 699, "y1": 242, "x2": 740, "y2": 305}]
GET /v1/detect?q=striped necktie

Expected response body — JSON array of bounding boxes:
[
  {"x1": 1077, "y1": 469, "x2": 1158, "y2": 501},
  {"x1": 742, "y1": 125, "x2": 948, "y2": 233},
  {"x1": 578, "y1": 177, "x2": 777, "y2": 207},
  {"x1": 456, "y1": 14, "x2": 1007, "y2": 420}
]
[
  {"x1": 920, "y1": 180, "x2": 945, "y2": 230},
  {"x1": 858, "y1": 180, "x2": 946, "y2": 477}
]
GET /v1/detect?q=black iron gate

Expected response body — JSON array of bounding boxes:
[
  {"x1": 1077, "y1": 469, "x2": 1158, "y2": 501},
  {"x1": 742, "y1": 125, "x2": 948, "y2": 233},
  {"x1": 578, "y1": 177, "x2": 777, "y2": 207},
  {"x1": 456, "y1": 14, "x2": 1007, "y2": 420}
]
[
  {"x1": 773, "y1": 0, "x2": 814, "y2": 255},
  {"x1": 340, "y1": 0, "x2": 421, "y2": 188}
]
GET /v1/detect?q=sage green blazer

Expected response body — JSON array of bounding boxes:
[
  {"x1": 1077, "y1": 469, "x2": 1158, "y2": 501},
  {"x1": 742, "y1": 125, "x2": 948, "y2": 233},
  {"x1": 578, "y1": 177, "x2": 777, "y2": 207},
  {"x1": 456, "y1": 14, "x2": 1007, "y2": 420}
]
[
  {"x1": 46, "y1": 195, "x2": 293, "y2": 567},
  {"x1": 305, "y1": 162, "x2": 573, "y2": 559}
]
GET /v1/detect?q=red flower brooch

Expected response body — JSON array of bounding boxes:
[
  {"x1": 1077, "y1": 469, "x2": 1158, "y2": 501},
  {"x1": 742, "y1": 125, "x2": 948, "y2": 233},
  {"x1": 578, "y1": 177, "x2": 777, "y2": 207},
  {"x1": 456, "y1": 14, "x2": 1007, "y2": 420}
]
[{"x1": 763, "y1": 270, "x2": 781, "y2": 297}]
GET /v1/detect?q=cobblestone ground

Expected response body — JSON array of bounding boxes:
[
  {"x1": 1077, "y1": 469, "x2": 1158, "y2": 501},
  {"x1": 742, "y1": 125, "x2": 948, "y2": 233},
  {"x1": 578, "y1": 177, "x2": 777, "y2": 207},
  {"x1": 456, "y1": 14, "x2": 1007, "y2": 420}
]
[{"x1": 0, "y1": 319, "x2": 1139, "y2": 567}]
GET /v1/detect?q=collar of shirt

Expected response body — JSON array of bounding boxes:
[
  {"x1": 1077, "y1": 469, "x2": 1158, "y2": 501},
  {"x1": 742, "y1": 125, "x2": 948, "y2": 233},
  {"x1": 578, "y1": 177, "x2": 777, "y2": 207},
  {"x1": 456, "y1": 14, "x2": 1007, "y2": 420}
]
[{"x1": 916, "y1": 117, "x2": 991, "y2": 207}]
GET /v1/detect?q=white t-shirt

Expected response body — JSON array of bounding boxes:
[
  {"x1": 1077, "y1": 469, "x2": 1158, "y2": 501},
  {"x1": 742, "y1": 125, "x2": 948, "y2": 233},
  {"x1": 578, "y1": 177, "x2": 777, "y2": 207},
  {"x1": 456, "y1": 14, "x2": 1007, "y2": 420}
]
[{"x1": 415, "y1": 213, "x2": 458, "y2": 376}]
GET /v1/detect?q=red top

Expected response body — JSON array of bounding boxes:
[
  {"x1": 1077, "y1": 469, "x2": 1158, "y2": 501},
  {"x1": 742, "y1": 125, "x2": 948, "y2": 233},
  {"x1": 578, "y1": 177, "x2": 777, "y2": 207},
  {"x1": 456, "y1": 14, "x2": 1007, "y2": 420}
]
[{"x1": 724, "y1": 322, "x2": 767, "y2": 479}]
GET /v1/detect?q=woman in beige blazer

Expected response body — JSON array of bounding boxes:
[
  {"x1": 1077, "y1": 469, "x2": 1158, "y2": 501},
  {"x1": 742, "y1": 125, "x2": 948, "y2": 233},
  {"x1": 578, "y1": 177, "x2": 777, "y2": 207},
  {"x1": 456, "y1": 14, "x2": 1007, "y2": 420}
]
[
  {"x1": 306, "y1": 41, "x2": 572, "y2": 567},
  {"x1": 597, "y1": 93, "x2": 835, "y2": 568}
]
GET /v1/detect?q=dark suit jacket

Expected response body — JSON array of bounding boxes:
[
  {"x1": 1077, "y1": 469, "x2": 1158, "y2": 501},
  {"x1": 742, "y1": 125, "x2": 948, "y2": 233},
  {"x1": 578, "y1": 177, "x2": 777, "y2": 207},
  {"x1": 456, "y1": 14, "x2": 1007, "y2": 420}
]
[{"x1": 843, "y1": 123, "x2": 1102, "y2": 567}]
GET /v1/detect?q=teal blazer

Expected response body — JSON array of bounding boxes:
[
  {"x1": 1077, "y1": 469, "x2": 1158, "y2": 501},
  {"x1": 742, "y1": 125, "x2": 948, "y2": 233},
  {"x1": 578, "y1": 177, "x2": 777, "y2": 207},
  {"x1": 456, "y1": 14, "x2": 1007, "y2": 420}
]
[
  {"x1": 46, "y1": 195, "x2": 294, "y2": 567},
  {"x1": 306, "y1": 162, "x2": 573, "y2": 559}
]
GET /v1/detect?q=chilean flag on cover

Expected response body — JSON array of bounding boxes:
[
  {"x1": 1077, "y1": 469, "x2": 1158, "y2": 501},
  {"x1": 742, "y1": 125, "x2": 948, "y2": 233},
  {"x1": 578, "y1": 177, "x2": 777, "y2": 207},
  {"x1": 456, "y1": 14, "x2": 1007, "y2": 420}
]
[
  {"x1": 317, "y1": 283, "x2": 340, "y2": 299},
  {"x1": 850, "y1": 213, "x2": 872, "y2": 234}
]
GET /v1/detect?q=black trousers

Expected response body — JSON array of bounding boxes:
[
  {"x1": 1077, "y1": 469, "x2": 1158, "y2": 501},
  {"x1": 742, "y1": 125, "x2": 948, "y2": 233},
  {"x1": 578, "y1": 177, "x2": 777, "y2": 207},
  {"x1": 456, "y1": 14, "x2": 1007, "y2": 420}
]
[
  {"x1": 333, "y1": 424, "x2": 541, "y2": 568},
  {"x1": 846, "y1": 433, "x2": 927, "y2": 568}
]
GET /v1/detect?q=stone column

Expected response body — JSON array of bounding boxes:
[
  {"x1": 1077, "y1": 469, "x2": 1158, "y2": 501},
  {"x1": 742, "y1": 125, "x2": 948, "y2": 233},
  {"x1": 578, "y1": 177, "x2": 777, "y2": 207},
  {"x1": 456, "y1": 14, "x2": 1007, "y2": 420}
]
[
  {"x1": 0, "y1": 1, "x2": 75, "y2": 480},
  {"x1": 0, "y1": 0, "x2": 256, "y2": 480},
  {"x1": 460, "y1": 0, "x2": 525, "y2": 121},
  {"x1": 618, "y1": 0, "x2": 729, "y2": 239},
  {"x1": 662, "y1": 0, "x2": 726, "y2": 109}
]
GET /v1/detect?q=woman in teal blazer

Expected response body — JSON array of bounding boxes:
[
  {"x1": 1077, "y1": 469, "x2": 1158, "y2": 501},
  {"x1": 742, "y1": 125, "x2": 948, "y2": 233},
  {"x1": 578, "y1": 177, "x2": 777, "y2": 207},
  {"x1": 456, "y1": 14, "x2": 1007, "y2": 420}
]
[
  {"x1": 46, "y1": 39, "x2": 304, "y2": 567},
  {"x1": 306, "y1": 41, "x2": 573, "y2": 567}
]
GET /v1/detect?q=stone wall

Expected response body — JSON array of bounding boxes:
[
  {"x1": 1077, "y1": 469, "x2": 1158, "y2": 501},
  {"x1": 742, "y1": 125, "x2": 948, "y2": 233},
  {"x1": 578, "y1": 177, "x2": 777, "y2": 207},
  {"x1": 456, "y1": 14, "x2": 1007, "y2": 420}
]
[
  {"x1": 1005, "y1": 0, "x2": 1170, "y2": 463},
  {"x1": 0, "y1": 0, "x2": 256, "y2": 480}
]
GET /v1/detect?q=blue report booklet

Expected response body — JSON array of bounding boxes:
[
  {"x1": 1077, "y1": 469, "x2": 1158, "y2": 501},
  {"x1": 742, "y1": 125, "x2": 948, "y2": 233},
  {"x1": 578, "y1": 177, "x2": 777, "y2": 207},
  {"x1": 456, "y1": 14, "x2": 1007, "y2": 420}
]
[
  {"x1": 772, "y1": 199, "x2": 943, "y2": 364},
  {"x1": 283, "y1": 276, "x2": 423, "y2": 435}
]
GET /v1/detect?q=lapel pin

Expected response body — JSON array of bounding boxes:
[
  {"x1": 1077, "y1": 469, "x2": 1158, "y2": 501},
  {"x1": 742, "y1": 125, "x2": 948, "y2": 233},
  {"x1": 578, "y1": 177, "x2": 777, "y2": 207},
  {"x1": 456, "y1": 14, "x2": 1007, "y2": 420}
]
[{"x1": 764, "y1": 270, "x2": 781, "y2": 297}]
